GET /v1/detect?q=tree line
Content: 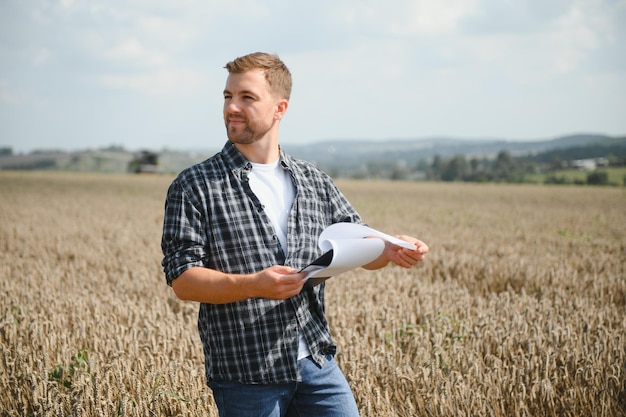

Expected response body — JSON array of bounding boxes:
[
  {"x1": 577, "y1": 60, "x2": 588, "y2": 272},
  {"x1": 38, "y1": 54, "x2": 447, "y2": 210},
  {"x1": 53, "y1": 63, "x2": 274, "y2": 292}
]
[
  {"x1": 330, "y1": 141, "x2": 626, "y2": 186},
  {"x1": 418, "y1": 149, "x2": 625, "y2": 185}
]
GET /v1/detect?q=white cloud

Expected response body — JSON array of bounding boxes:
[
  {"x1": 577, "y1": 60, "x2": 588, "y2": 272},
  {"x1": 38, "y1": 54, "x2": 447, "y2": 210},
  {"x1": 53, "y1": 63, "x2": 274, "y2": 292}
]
[
  {"x1": 136, "y1": 15, "x2": 197, "y2": 43},
  {"x1": 323, "y1": 0, "x2": 481, "y2": 37},
  {"x1": 409, "y1": 0, "x2": 624, "y2": 84},
  {"x1": 32, "y1": 48, "x2": 53, "y2": 66},
  {"x1": 1, "y1": 0, "x2": 625, "y2": 152},
  {"x1": 97, "y1": 68, "x2": 209, "y2": 96},
  {"x1": 60, "y1": 0, "x2": 77, "y2": 8},
  {"x1": 103, "y1": 38, "x2": 167, "y2": 67},
  {"x1": 0, "y1": 79, "x2": 23, "y2": 106},
  {"x1": 405, "y1": 0, "x2": 481, "y2": 35},
  {"x1": 0, "y1": 78, "x2": 46, "y2": 108},
  {"x1": 548, "y1": 1, "x2": 612, "y2": 73}
]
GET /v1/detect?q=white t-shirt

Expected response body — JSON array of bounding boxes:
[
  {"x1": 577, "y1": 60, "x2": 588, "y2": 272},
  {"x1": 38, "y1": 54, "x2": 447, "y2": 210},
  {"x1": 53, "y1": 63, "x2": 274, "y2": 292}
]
[
  {"x1": 248, "y1": 160, "x2": 311, "y2": 360},
  {"x1": 248, "y1": 161, "x2": 294, "y2": 253}
]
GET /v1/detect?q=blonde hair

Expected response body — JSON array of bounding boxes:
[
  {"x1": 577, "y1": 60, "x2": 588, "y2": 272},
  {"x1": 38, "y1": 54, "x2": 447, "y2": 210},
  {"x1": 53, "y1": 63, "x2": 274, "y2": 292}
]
[{"x1": 224, "y1": 52, "x2": 292, "y2": 100}]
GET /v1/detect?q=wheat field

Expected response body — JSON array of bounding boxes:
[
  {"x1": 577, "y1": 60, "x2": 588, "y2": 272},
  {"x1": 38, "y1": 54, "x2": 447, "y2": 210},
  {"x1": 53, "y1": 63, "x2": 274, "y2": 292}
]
[{"x1": 1, "y1": 171, "x2": 624, "y2": 416}]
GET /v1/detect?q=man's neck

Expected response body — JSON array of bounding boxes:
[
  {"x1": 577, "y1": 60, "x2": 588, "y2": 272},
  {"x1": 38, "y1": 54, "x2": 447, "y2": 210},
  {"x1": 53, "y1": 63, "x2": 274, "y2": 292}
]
[{"x1": 234, "y1": 137, "x2": 280, "y2": 164}]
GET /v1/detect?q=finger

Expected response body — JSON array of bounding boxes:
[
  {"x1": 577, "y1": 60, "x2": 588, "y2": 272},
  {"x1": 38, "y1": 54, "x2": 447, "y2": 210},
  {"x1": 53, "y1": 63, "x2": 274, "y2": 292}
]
[
  {"x1": 277, "y1": 265, "x2": 300, "y2": 275},
  {"x1": 414, "y1": 241, "x2": 429, "y2": 254},
  {"x1": 398, "y1": 248, "x2": 425, "y2": 265},
  {"x1": 392, "y1": 250, "x2": 414, "y2": 268},
  {"x1": 277, "y1": 274, "x2": 306, "y2": 287},
  {"x1": 285, "y1": 271, "x2": 308, "y2": 282}
]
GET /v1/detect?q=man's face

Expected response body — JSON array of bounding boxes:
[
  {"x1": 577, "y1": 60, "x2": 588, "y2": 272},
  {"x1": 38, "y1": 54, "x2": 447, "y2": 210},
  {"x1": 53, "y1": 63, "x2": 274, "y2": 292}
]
[{"x1": 223, "y1": 69, "x2": 282, "y2": 145}]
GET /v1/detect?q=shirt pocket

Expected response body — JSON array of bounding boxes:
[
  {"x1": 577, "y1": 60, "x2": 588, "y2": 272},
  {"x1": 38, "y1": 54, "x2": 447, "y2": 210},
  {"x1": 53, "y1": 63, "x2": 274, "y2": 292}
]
[{"x1": 288, "y1": 191, "x2": 334, "y2": 267}]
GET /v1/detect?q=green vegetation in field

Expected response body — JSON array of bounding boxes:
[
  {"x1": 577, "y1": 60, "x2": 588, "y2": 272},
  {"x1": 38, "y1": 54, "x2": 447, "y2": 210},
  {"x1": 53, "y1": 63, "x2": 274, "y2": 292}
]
[{"x1": 535, "y1": 167, "x2": 626, "y2": 186}]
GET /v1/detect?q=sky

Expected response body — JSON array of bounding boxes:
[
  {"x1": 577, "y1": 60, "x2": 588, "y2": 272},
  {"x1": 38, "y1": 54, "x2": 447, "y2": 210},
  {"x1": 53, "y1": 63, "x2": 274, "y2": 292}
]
[{"x1": 1, "y1": 0, "x2": 625, "y2": 153}]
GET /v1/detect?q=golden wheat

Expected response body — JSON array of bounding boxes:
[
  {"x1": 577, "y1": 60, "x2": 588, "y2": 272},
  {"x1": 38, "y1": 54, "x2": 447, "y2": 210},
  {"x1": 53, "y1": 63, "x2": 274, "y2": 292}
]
[{"x1": 1, "y1": 171, "x2": 624, "y2": 416}]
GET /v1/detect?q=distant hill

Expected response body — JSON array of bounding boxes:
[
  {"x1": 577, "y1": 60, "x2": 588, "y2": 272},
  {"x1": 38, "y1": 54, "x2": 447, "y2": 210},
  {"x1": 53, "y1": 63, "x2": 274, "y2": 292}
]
[
  {"x1": 0, "y1": 133, "x2": 623, "y2": 176},
  {"x1": 282, "y1": 133, "x2": 623, "y2": 175}
]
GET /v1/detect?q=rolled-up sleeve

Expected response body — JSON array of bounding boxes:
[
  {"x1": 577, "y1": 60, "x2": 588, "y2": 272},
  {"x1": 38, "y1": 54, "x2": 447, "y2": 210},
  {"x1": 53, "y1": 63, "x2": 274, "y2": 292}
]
[{"x1": 161, "y1": 179, "x2": 207, "y2": 286}]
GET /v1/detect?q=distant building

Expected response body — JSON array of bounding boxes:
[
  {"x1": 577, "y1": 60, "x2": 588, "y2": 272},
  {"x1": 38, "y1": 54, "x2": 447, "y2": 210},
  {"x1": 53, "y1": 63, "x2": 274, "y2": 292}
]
[{"x1": 570, "y1": 158, "x2": 608, "y2": 171}]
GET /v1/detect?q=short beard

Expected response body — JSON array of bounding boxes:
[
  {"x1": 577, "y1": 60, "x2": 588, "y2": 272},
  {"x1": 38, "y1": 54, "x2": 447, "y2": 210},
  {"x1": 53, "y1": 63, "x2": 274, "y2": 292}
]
[
  {"x1": 227, "y1": 125, "x2": 256, "y2": 145},
  {"x1": 225, "y1": 117, "x2": 272, "y2": 145}
]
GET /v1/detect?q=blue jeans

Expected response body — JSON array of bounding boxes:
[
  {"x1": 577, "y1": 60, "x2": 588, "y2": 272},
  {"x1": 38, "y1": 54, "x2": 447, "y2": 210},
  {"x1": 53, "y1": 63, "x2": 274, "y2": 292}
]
[{"x1": 208, "y1": 355, "x2": 360, "y2": 417}]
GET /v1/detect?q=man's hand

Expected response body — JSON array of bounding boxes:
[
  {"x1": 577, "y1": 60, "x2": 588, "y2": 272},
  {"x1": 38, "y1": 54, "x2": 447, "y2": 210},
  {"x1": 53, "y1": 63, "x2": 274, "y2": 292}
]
[
  {"x1": 384, "y1": 235, "x2": 429, "y2": 268},
  {"x1": 252, "y1": 265, "x2": 308, "y2": 300},
  {"x1": 362, "y1": 235, "x2": 429, "y2": 270},
  {"x1": 172, "y1": 265, "x2": 306, "y2": 304}
]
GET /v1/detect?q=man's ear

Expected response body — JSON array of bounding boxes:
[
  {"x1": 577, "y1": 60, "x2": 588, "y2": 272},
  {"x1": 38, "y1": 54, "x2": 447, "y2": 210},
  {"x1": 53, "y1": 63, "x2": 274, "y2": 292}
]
[{"x1": 274, "y1": 99, "x2": 289, "y2": 121}]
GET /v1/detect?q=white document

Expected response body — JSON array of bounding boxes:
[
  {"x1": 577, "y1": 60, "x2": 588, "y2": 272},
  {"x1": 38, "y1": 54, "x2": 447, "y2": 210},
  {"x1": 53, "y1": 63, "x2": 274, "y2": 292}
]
[{"x1": 301, "y1": 223, "x2": 416, "y2": 286}]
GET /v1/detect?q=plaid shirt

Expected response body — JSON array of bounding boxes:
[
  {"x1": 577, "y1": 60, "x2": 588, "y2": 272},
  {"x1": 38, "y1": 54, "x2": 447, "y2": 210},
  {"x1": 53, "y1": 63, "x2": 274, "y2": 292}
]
[{"x1": 161, "y1": 142, "x2": 361, "y2": 384}]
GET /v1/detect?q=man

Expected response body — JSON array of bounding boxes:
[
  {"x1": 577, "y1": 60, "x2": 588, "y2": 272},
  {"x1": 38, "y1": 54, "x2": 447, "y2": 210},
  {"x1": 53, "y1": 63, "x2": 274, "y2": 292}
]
[{"x1": 161, "y1": 52, "x2": 429, "y2": 417}]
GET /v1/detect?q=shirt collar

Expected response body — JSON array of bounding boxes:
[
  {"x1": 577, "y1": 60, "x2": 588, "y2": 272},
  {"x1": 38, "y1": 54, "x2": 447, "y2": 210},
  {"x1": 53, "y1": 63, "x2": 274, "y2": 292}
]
[
  {"x1": 221, "y1": 141, "x2": 293, "y2": 173},
  {"x1": 221, "y1": 141, "x2": 250, "y2": 172}
]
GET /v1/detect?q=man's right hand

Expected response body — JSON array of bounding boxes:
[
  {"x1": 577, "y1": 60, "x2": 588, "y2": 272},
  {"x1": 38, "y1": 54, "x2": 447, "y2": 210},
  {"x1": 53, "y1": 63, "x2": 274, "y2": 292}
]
[
  {"x1": 171, "y1": 265, "x2": 307, "y2": 304},
  {"x1": 252, "y1": 265, "x2": 308, "y2": 300}
]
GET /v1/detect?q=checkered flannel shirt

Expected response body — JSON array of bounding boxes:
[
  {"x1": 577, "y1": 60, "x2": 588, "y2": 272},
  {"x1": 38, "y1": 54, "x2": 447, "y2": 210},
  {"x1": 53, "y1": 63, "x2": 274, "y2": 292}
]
[{"x1": 161, "y1": 142, "x2": 362, "y2": 384}]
